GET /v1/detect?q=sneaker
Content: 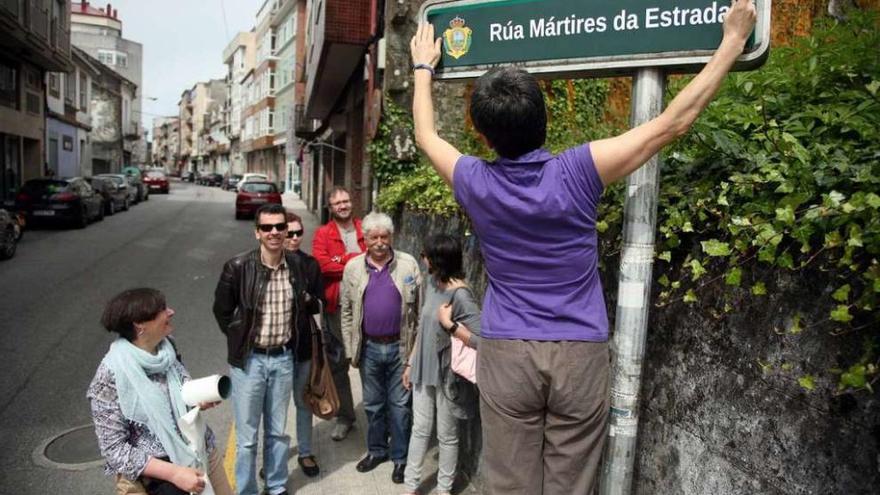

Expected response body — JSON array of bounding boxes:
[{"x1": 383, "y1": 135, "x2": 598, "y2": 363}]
[{"x1": 331, "y1": 422, "x2": 352, "y2": 441}]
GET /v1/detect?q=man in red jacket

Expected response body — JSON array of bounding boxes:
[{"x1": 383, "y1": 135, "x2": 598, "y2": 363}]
[{"x1": 312, "y1": 186, "x2": 366, "y2": 440}]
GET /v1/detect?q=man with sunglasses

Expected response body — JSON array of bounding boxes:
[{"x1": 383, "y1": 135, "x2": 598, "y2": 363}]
[
  {"x1": 311, "y1": 186, "x2": 365, "y2": 441},
  {"x1": 213, "y1": 203, "x2": 318, "y2": 495}
]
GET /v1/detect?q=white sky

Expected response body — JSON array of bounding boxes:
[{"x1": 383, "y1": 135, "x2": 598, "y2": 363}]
[{"x1": 103, "y1": 0, "x2": 265, "y2": 134}]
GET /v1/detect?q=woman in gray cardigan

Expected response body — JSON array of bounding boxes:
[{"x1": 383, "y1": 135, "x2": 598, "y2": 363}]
[{"x1": 402, "y1": 234, "x2": 481, "y2": 495}]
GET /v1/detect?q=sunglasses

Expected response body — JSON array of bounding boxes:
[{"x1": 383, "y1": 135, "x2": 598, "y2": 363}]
[
  {"x1": 286, "y1": 229, "x2": 304, "y2": 239},
  {"x1": 257, "y1": 222, "x2": 288, "y2": 233}
]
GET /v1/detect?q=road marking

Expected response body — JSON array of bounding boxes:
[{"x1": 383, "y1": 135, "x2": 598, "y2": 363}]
[{"x1": 224, "y1": 422, "x2": 236, "y2": 491}]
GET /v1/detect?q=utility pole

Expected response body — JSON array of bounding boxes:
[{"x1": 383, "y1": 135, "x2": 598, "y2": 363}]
[{"x1": 600, "y1": 67, "x2": 665, "y2": 495}]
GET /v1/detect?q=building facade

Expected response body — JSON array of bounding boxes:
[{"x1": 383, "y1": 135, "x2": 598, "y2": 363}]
[
  {"x1": 45, "y1": 45, "x2": 100, "y2": 178},
  {"x1": 222, "y1": 31, "x2": 256, "y2": 177},
  {"x1": 0, "y1": 0, "x2": 73, "y2": 204},
  {"x1": 89, "y1": 57, "x2": 136, "y2": 175},
  {"x1": 151, "y1": 115, "x2": 178, "y2": 170},
  {"x1": 70, "y1": 1, "x2": 145, "y2": 165}
]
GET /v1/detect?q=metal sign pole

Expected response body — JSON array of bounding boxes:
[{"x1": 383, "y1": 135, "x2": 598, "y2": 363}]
[{"x1": 600, "y1": 66, "x2": 665, "y2": 495}]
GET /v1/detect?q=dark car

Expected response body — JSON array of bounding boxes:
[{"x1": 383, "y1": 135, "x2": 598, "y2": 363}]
[
  {"x1": 222, "y1": 174, "x2": 243, "y2": 191},
  {"x1": 88, "y1": 176, "x2": 129, "y2": 215},
  {"x1": 182, "y1": 171, "x2": 195, "y2": 182},
  {"x1": 143, "y1": 170, "x2": 170, "y2": 194},
  {"x1": 202, "y1": 172, "x2": 223, "y2": 187},
  {"x1": 16, "y1": 178, "x2": 104, "y2": 228},
  {"x1": 0, "y1": 208, "x2": 19, "y2": 259},
  {"x1": 122, "y1": 167, "x2": 149, "y2": 202},
  {"x1": 235, "y1": 181, "x2": 282, "y2": 219}
]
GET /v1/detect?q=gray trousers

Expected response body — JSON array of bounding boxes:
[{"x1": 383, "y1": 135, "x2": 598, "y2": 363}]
[
  {"x1": 478, "y1": 339, "x2": 610, "y2": 495},
  {"x1": 325, "y1": 311, "x2": 356, "y2": 426},
  {"x1": 404, "y1": 383, "x2": 459, "y2": 492}
]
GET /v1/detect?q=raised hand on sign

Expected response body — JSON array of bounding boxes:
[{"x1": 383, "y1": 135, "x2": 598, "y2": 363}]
[
  {"x1": 410, "y1": 22, "x2": 442, "y2": 69},
  {"x1": 723, "y1": 0, "x2": 757, "y2": 45}
]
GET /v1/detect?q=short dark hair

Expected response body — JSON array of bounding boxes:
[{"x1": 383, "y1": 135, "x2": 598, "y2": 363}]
[
  {"x1": 101, "y1": 288, "x2": 167, "y2": 341},
  {"x1": 469, "y1": 67, "x2": 547, "y2": 159},
  {"x1": 423, "y1": 234, "x2": 465, "y2": 284},
  {"x1": 286, "y1": 211, "x2": 302, "y2": 224},
  {"x1": 326, "y1": 186, "x2": 351, "y2": 205},
  {"x1": 255, "y1": 203, "x2": 287, "y2": 227}
]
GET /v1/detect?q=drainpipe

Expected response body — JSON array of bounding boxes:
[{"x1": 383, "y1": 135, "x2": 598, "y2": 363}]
[{"x1": 599, "y1": 67, "x2": 665, "y2": 495}]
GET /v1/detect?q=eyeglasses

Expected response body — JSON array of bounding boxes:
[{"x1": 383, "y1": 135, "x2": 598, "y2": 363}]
[
  {"x1": 257, "y1": 222, "x2": 288, "y2": 233},
  {"x1": 286, "y1": 229, "x2": 304, "y2": 239}
]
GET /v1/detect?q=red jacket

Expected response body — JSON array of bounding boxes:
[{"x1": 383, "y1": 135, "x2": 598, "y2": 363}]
[{"x1": 312, "y1": 218, "x2": 366, "y2": 313}]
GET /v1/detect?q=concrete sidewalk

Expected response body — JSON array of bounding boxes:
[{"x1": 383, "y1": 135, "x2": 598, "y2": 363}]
[{"x1": 251, "y1": 195, "x2": 474, "y2": 494}]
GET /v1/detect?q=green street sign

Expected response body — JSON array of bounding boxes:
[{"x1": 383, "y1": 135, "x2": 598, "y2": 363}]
[{"x1": 420, "y1": 0, "x2": 771, "y2": 79}]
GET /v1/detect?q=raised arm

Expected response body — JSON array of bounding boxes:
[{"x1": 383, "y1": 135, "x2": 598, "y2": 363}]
[
  {"x1": 591, "y1": 0, "x2": 757, "y2": 186},
  {"x1": 411, "y1": 22, "x2": 463, "y2": 186}
]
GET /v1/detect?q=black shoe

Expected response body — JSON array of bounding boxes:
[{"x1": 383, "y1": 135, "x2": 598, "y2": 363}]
[
  {"x1": 298, "y1": 455, "x2": 320, "y2": 478},
  {"x1": 356, "y1": 454, "x2": 389, "y2": 473},
  {"x1": 392, "y1": 463, "x2": 405, "y2": 484}
]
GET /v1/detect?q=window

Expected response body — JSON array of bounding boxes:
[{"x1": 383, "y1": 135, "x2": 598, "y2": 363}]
[
  {"x1": 97, "y1": 50, "x2": 114, "y2": 65},
  {"x1": 116, "y1": 53, "x2": 127, "y2": 68},
  {"x1": 64, "y1": 71, "x2": 76, "y2": 105},
  {"x1": 0, "y1": 62, "x2": 18, "y2": 109},
  {"x1": 79, "y1": 72, "x2": 87, "y2": 109},
  {"x1": 49, "y1": 73, "x2": 59, "y2": 96}
]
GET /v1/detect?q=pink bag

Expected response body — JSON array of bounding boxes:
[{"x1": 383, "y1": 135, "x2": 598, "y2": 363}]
[{"x1": 450, "y1": 334, "x2": 477, "y2": 383}]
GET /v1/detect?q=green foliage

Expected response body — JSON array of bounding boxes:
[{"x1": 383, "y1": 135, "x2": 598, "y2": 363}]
[
  {"x1": 375, "y1": 79, "x2": 614, "y2": 214},
  {"x1": 641, "y1": 14, "x2": 880, "y2": 393}
]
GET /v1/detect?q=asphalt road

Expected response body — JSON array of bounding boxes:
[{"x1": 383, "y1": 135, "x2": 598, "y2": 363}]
[{"x1": 0, "y1": 181, "x2": 307, "y2": 493}]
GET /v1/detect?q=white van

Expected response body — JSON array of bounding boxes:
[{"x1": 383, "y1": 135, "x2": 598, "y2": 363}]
[{"x1": 241, "y1": 173, "x2": 269, "y2": 184}]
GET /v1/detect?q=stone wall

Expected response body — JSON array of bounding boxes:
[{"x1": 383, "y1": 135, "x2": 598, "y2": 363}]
[{"x1": 393, "y1": 210, "x2": 879, "y2": 494}]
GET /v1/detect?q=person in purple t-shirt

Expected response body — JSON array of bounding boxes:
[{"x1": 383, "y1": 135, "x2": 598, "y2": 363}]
[{"x1": 409, "y1": 2, "x2": 757, "y2": 494}]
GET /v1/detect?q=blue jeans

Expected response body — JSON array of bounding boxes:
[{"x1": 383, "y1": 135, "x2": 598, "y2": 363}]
[
  {"x1": 230, "y1": 350, "x2": 294, "y2": 495},
  {"x1": 291, "y1": 356, "x2": 313, "y2": 457},
  {"x1": 359, "y1": 339, "x2": 411, "y2": 463}
]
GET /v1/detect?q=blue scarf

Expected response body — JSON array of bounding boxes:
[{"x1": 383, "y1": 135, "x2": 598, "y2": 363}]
[{"x1": 104, "y1": 338, "x2": 199, "y2": 469}]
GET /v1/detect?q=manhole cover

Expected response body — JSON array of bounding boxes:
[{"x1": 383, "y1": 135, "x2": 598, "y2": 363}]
[{"x1": 34, "y1": 425, "x2": 104, "y2": 470}]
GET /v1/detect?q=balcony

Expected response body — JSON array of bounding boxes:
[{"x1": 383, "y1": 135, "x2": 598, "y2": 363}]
[
  {"x1": 294, "y1": 104, "x2": 320, "y2": 139},
  {"x1": 0, "y1": 0, "x2": 72, "y2": 72},
  {"x1": 303, "y1": 0, "x2": 371, "y2": 121}
]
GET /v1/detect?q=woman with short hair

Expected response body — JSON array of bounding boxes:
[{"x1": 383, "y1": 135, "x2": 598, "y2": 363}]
[{"x1": 87, "y1": 288, "x2": 232, "y2": 494}]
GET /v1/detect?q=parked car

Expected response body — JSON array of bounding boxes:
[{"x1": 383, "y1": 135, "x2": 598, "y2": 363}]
[
  {"x1": 241, "y1": 173, "x2": 269, "y2": 184},
  {"x1": 235, "y1": 181, "x2": 282, "y2": 219},
  {"x1": 222, "y1": 174, "x2": 243, "y2": 191},
  {"x1": 201, "y1": 172, "x2": 223, "y2": 187},
  {"x1": 0, "y1": 208, "x2": 20, "y2": 259},
  {"x1": 97, "y1": 174, "x2": 137, "y2": 207},
  {"x1": 88, "y1": 176, "x2": 129, "y2": 215},
  {"x1": 181, "y1": 170, "x2": 195, "y2": 182},
  {"x1": 122, "y1": 167, "x2": 149, "y2": 202},
  {"x1": 143, "y1": 169, "x2": 170, "y2": 194},
  {"x1": 16, "y1": 178, "x2": 104, "y2": 228}
]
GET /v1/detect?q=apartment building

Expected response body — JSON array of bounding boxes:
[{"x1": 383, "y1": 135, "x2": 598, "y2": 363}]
[
  {"x1": 222, "y1": 31, "x2": 256, "y2": 176},
  {"x1": 177, "y1": 79, "x2": 225, "y2": 173},
  {"x1": 151, "y1": 116, "x2": 178, "y2": 170},
  {"x1": 89, "y1": 56, "x2": 136, "y2": 174},
  {"x1": 242, "y1": 0, "x2": 282, "y2": 183},
  {"x1": 70, "y1": 1, "x2": 145, "y2": 166},
  {"x1": 0, "y1": 0, "x2": 73, "y2": 203},
  {"x1": 45, "y1": 45, "x2": 100, "y2": 178}
]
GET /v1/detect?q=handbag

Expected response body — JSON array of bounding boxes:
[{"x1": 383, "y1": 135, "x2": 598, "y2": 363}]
[
  {"x1": 448, "y1": 287, "x2": 478, "y2": 384},
  {"x1": 303, "y1": 304, "x2": 341, "y2": 419}
]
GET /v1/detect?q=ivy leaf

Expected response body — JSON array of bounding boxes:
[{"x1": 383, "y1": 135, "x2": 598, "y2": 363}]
[
  {"x1": 866, "y1": 193, "x2": 880, "y2": 209},
  {"x1": 596, "y1": 220, "x2": 609, "y2": 233},
  {"x1": 777, "y1": 252, "x2": 794, "y2": 269},
  {"x1": 690, "y1": 259, "x2": 706, "y2": 281},
  {"x1": 725, "y1": 267, "x2": 743, "y2": 287},
  {"x1": 832, "y1": 284, "x2": 851, "y2": 302},
  {"x1": 798, "y1": 375, "x2": 816, "y2": 391},
  {"x1": 683, "y1": 289, "x2": 698, "y2": 304},
  {"x1": 658, "y1": 251, "x2": 672, "y2": 262},
  {"x1": 751, "y1": 282, "x2": 767, "y2": 296},
  {"x1": 840, "y1": 364, "x2": 867, "y2": 389},
  {"x1": 775, "y1": 206, "x2": 796, "y2": 225},
  {"x1": 658, "y1": 275, "x2": 670, "y2": 287},
  {"x1": 829, "y1": 305, "x2": 853, "y2": 323},
  {"x1": 825, "y1": 191, "x2": 845, "y2": 208},
  {"x1": 788, "y1": 313, "x2": 804, "y2": 335},
  {"x1": 701, "y1": 239, "x2": 732, "y2": 257},
  {"x1": 682, "y1": 221, "x2": 694, "y2": 233}
]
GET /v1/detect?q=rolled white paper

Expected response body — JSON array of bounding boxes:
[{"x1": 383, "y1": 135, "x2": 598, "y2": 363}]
[
  {"x1": 178, "y1": 407, "x2": 215, "y2": 495},
  {"x1": 181, "y1": 374, "x2": 231, "y2": 406}
]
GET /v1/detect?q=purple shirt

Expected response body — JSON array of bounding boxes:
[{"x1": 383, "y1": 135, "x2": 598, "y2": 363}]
[
  {"x1": 362, "y1": 255, "x2": 403, "y2": 337},
  {"x1": 453, "y1": 144, "x2": 607, "y2": 341}
]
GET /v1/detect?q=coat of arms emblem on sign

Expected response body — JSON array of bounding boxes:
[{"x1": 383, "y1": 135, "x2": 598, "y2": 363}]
[{"x1": 443, "y1": 16, "x2": 472, "y2": 59}]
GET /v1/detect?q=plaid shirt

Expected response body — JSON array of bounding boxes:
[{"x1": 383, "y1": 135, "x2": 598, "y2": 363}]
[{"x1": 255, "y1": 258, "x2": 294, "y2": 347}]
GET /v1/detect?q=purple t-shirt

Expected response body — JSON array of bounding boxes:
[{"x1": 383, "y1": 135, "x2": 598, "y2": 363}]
[
  {"x1": 361, "y1": 256, "x2": 403, "y2": 337},
  {"x1": 453, "y1": 144, "x2": 607, "y2": 341}
]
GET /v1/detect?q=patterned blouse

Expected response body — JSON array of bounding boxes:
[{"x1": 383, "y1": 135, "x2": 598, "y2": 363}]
[{"x1": 86, "y1": 360, "x2": 216, "y2": 481}]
